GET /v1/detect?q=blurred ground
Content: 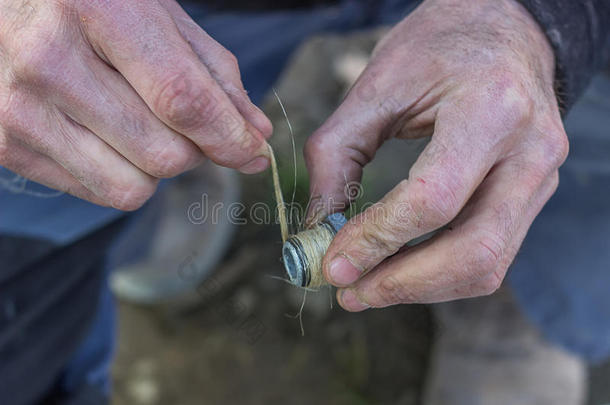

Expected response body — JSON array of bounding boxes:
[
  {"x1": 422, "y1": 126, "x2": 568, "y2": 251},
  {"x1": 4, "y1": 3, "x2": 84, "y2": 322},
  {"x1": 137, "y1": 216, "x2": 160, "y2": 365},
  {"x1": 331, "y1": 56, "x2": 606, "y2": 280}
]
[
  {"x1": 112, "y1": 30, "x2": 433, "y2": 405},
  {"x1": 111, "y1": 30, "x2": 610, "y2": 405}
]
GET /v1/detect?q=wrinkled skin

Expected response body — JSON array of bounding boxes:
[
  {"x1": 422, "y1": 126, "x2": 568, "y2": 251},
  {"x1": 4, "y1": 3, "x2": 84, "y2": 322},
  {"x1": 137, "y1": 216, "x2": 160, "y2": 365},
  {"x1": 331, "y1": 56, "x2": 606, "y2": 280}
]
[
  {"x1": 305, "y1": 0, "x2": 569, "y2": 310},
  {"x1": 1, "y1": 0, "x2": 568, "y2": 310},
  {"x1": 0, "y1": 0, "x2": 272, "y2": 210}
]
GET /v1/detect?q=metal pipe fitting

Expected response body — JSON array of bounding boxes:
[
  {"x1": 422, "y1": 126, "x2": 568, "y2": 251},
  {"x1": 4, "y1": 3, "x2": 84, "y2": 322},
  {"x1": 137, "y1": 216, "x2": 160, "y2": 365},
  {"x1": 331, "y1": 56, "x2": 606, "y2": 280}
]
[{"x1": 282, "y1": 213, "x2": 347, "y2": 287}]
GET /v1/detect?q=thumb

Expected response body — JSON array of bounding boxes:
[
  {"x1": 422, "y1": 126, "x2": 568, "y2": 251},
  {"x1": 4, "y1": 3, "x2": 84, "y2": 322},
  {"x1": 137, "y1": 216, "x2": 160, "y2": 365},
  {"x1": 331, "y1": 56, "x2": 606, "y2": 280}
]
[{"x1": 304, "y1": 77, "x2": 396, "y2": 225}]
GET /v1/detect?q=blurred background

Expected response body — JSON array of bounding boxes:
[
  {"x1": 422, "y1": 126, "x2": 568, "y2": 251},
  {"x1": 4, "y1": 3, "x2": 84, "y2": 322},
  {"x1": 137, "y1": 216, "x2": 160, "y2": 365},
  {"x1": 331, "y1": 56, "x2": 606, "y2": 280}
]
[{"x1": 110, "y1": 30, "x2": 610, "y2": 405}]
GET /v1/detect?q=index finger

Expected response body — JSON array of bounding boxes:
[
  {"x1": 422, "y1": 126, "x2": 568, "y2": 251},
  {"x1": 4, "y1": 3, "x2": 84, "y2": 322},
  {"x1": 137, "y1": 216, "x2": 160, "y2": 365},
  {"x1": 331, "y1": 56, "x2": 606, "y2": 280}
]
[
  {"x1": 323, "y1": 97, "x2": 515, "y2": 286},
  {"x1": 79, "y1": 0, "x2": 269, "y2": 172}
]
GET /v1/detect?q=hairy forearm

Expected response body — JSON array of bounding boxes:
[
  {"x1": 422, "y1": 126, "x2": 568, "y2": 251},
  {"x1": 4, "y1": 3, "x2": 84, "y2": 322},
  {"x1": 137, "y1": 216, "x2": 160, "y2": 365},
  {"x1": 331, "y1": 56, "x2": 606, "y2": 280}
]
[{"x1": 518, "y1": 0, "x2": 610, "y2": 112}]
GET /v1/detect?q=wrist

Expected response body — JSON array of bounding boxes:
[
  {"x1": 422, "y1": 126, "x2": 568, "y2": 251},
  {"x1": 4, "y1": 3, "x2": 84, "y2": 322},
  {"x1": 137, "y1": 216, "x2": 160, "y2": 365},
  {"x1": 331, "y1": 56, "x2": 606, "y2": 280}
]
[
  {"x1": 448, "y1": 0, "x2": 557, "y2": 102},
  {"x1": 503, "y1": 0, "x2": 557, "y2": 98}
]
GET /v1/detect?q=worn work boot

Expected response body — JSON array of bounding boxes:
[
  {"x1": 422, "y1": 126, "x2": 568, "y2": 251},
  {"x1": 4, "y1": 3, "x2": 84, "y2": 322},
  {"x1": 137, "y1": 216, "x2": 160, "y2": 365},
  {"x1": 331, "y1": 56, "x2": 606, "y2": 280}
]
[
  {"x1": 110, "y1": 161, "x2": 240, "y2": 304},
  {"x1": 422, "y1": 288, "x2": 587, "y2": 405}
]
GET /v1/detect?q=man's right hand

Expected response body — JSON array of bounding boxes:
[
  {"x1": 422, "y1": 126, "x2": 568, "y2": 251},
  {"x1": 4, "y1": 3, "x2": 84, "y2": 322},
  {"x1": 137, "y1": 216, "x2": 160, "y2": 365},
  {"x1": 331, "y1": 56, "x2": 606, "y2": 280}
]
[{"x1": 0, "y1": 0, "x2": 272, "y2": 210}]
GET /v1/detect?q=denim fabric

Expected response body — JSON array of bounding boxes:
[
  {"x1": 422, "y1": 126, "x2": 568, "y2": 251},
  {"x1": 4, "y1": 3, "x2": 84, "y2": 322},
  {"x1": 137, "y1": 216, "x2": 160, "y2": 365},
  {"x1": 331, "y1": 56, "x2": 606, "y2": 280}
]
[
  {"x1": 2, "y1": 1, "x2": 610, "y2": 404},
  {"x1": 56, "y1": 272, "x2": 116, "y2": 398},
  {"x1": 0, "y1": 219, "x2": 125, "y2": 405},
  {"x1": 517, "y1": 0, "x2": 610, "y2": 111},
  {"x1": 509, "y1": 74, "x2": 610, "y2": 363},
  {"x1": 180, "y1": 0, "x2": 418, "y2": 104}
]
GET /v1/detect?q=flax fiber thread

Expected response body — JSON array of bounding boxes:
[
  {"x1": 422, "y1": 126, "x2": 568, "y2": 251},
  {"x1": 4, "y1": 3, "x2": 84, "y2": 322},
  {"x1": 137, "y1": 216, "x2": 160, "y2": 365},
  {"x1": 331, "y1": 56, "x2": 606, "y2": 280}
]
[{"x1": 267, "y1": 143, "x2": 332, "y2": 289}]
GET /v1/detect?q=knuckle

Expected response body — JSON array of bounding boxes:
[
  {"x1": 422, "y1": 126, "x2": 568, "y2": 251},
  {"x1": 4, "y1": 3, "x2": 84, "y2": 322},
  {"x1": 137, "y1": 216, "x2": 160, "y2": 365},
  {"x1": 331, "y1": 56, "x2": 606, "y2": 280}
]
[
  {"x1": 375, "y1": 276, "x2": 415, "y2": 305},
  {"x1": 222, "y1": 50, "x2": 239, "y2": 72},
  {"x1": 467, "y1": 230, "x2": 505, "y2": 279},
  {"x1": 116, "y1": 107, "x2": 148, "y2": 137},
  {"x1": 155, "y1": 74, "x2": 218, "y2": 131},
  {"x1": 543, "y1": 127, "x2": 570, "y2": 167},
  {"x1": 408, "y1": 178, "x2": 460, "y2": 229},
  {"x1": 524, "y1": 125, "x2": 569, "y2": 180},
  {"x1": 360, "y1": 221, "x2": 401, "y2": 256},
  {"x1": 107, "y1": 178, "x2": 157, "y2": 211},
  {"x1": 475, "y1": 270, "x2": 504, "y2": 296},
  {"x1": 11, "y1": 32, "x2": 66, "y2": 90},
  {"x1": 210, "y1": 109, "x2": 248, "y2": 147},
  {"x1": 145, "y1": 145, "x2": 196, "y2": 178},
  {"x1": 13, "y1": 49, "x2": 51, "y2": 87},
  {"x1": 304, "y1": 132, "x2": 327, "y2": 163},
  {"x1": 549, "y1": 170, "x2": 560, "y2": 192},
  {"x1": 390, "y1": 187, "x2": 415, "y2": 228},
  {"x1": 220, "y1": 51, "x2": 243, "y2": 84}
]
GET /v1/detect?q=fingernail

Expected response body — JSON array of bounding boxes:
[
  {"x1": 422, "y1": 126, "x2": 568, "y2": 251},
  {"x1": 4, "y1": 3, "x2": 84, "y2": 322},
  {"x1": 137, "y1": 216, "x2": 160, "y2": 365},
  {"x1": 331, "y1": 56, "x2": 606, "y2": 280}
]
[
  {"x1": 328, "y1": 255, "x2": 361, "y2": 286},
  {"x1": 339, "y1": 289, "x2": 370, "y2": 312},
  {"x1": 238, "y1": 156, "x2": 269, "y2": 174}
]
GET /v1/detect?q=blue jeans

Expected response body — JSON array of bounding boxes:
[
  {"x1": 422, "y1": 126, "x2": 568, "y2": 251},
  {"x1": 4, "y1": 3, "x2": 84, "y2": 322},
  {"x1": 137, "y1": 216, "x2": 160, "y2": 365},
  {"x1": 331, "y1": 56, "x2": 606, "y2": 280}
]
[
  {"x1": 0, "y1": 219, "x2": 125, "y2": 405},
  {"x1": 509, "y1": 74, "x2": 610, "y2": 363}
]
